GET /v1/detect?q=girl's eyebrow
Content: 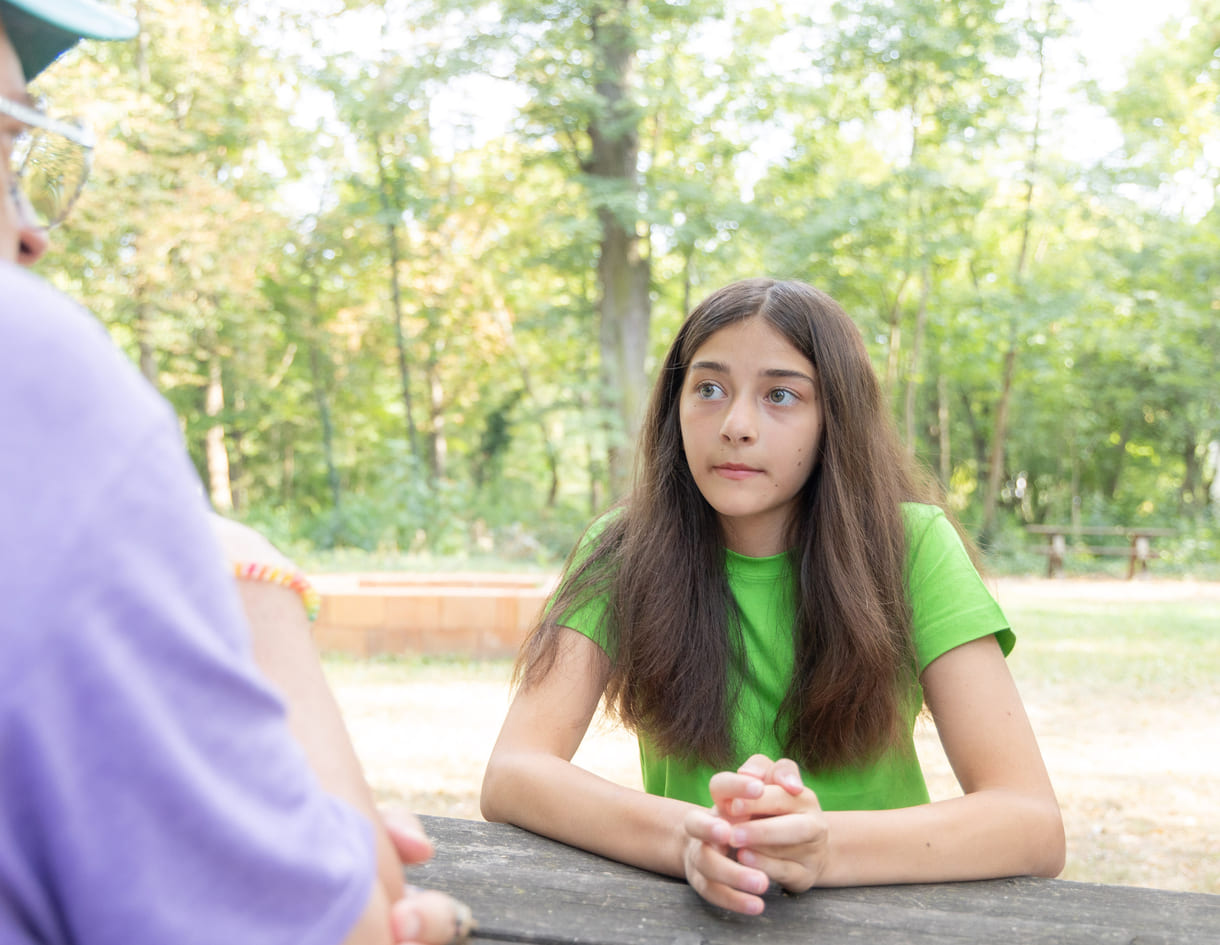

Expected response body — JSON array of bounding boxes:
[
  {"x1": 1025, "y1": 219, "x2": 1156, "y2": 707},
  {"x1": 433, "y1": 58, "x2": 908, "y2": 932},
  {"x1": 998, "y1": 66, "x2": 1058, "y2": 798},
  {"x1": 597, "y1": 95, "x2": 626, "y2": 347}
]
[
  {"x1": 763, "y1": 368, "x2": 816, "y2": 384},
  {"x1": 690, "y1": 360, "x2": 815, "y2": 386}
]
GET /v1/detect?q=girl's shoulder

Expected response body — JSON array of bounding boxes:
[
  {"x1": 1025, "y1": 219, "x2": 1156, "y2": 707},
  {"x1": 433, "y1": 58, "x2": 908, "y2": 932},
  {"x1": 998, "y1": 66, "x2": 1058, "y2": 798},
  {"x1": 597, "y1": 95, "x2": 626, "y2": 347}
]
[
  {"x1": 562, "y1": 506, "x2": 628, "y2": 579},
  {"x1": 899, "y1": 502, "x2": 975, "y2": 560},
  {"x1": 574, "y1": 506, "x2": 625, "y2": 551},
  {"x1": 899, "y1": 501, "x2": 947, "y2": 532}
]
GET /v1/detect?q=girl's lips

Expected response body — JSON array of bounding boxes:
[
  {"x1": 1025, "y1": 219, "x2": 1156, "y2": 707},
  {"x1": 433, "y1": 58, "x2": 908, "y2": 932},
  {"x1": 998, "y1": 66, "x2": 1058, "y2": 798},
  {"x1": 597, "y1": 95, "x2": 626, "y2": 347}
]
[{"x1": 714, "y1": 463, "x2": 763, "y2": 480}]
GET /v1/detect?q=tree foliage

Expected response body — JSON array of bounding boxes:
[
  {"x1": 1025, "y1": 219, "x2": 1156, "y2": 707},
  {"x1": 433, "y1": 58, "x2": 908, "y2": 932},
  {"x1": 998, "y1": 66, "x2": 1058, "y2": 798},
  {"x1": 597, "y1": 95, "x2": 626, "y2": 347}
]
[{"x1": 31, "y1": 0, "x2": 1220, "y2": 565}]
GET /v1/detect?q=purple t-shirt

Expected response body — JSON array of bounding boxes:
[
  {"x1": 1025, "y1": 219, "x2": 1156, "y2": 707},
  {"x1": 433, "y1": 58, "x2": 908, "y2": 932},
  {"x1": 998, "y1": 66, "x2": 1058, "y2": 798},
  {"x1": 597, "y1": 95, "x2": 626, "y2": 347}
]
[{"x1": 0, "y1": 263, "x2": 375, "y2": 944}]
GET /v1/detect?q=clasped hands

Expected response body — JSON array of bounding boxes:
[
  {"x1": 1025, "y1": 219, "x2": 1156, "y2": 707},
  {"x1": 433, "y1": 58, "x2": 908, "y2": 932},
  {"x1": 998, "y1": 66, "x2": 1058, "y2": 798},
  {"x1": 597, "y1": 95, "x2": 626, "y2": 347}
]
[{"x1": 681, "y1": 754, "x2": 828, "y2": 915}]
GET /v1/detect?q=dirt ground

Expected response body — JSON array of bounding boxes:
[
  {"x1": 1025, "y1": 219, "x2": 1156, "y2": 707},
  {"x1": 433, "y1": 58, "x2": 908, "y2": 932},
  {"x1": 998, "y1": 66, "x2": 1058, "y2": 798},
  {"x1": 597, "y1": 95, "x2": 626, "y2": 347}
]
[{"x1": 326, "y1": 577, "x2": 1220, "y2": 895}]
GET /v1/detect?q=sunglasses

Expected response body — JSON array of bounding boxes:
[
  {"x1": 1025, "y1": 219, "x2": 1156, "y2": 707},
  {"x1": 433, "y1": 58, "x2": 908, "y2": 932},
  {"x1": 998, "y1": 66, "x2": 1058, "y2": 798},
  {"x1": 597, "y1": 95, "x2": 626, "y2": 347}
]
[{"x1": 0, "y1": 95, "x2": 94, "y2": 229}]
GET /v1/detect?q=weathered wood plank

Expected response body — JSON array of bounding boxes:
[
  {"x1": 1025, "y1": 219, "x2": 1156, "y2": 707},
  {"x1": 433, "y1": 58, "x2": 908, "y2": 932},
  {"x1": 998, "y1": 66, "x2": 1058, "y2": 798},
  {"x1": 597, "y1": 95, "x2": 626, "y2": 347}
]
[{"x1": 412, "y1": 817, "x2": 1220, "y2": 945}]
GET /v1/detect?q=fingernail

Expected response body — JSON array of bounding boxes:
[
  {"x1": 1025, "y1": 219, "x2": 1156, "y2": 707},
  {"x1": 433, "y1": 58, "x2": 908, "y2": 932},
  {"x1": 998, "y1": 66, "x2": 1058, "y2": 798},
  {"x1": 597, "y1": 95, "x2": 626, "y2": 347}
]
[
  {"x1": 451, "y1": 901, "x2": 477, "y2": 944},
  {"x1": 394, "y1": 910, "x2": 421, "y2": 941},
  {"x1": 731, "y1": 828, "x2": 748, "y2": 847}
]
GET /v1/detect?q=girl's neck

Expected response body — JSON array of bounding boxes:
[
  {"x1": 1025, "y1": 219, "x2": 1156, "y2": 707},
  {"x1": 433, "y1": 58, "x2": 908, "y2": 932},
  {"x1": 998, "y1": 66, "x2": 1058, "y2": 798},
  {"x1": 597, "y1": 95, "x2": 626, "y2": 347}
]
[{"x1": 720, "y1": 516, "x2": 792, "y2": 558}]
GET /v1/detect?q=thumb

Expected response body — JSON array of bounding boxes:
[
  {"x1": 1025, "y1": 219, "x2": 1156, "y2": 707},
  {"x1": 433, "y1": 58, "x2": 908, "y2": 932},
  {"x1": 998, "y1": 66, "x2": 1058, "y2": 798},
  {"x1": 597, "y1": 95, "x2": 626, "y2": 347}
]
[
  {"x1": 766, "y1": 758, "x2": 806, "y2": 796},
  {"x1": 383, "y1": 810, "x2": 435, "y2": 865}
]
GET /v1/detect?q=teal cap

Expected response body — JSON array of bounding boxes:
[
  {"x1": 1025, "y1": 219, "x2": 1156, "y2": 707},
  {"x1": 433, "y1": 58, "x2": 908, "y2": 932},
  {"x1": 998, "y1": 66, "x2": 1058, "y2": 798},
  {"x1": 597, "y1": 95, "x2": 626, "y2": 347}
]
[{"x1": 0, "y1": 0, "x2": 137, "y2": 80}]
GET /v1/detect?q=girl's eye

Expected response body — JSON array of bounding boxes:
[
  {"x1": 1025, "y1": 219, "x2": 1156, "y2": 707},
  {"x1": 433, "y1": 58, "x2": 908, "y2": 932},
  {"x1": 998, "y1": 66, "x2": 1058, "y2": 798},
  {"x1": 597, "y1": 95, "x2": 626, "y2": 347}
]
[
  {"x1": 766, "y1": 388, "x2": 796, "y2": 405},
  {"x1": 694, "y1": 381, "x2": 723, "y2": 399}
]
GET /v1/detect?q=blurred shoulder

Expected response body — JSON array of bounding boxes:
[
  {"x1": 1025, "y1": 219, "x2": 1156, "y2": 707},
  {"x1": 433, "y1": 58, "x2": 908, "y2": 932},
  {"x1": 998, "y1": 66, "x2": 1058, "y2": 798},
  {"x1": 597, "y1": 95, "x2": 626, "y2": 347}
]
[
  {"x1": 0, "y1": 262, "x2": 169, "y2": 431},
  {"x1": 0, "y1": 261, "x2": 106, "y2": 344}
]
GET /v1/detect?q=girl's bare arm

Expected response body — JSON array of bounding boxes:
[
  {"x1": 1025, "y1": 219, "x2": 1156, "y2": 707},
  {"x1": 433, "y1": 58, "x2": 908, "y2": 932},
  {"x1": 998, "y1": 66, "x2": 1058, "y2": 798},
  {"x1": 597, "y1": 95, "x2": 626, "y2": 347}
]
[
  {"x1": 823, "y1": 633, "x2": 1064, "y2": 884},
  {"x1": 481, "y1": 629, "x2": 709, "y2": 879},
  {"x1": 713, "y1": 634, "x2": 1065, "y2": 889}
]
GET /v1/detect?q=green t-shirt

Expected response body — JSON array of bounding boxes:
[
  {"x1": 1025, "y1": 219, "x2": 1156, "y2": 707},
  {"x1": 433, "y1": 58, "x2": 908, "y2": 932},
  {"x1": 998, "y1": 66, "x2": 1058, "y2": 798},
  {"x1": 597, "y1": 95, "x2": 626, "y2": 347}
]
[{"x1": 564, "y1": 503, "x2": 1014, "y2": 811}]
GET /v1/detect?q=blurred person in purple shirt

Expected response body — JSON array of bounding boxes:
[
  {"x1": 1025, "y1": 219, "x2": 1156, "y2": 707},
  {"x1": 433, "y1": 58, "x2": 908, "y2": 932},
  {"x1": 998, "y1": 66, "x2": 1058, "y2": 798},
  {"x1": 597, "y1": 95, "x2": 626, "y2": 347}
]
[{"x1": 0, "y1": 3, "x2": 470, "y2": 943}]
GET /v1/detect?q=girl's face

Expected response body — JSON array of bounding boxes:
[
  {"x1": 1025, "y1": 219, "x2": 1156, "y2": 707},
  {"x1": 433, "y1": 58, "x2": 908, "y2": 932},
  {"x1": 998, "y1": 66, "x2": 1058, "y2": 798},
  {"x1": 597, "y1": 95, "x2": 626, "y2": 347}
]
[{"x1": 678, "y1": 315, "x2": 823, "y2": 557}]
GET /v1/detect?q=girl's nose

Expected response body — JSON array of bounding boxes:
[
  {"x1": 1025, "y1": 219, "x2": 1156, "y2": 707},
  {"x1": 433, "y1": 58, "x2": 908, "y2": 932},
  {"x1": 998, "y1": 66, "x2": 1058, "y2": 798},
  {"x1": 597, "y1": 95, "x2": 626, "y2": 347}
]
[{"x1": 720, "y1": 399, "x2": 757, "y2": 443}]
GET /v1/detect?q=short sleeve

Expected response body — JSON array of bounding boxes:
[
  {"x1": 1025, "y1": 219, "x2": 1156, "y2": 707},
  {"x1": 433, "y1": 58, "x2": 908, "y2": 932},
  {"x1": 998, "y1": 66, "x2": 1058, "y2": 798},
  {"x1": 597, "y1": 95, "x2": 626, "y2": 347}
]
[
  {"x1": 903, "y1": 503, "x2": 1015, "y2": 673},
  {"x1": 552, "y1": 512, "x2": 619, "y2": 655}
]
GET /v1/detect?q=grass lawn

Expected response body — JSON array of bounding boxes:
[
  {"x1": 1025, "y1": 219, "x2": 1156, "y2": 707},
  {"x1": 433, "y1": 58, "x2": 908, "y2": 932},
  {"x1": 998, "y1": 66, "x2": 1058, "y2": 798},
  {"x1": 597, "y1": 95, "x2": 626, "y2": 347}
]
[
  {"x1": 995, "y1": 585, "x2": 1219, "y2": 893},
  {"x1": 325, "y1": 577, "x2": 1220, "y2": 895}
]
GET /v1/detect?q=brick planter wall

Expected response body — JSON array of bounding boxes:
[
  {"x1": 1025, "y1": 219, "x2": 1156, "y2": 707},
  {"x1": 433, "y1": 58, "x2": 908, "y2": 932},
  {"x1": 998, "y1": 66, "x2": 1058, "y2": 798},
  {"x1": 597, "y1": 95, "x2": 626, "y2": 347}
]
[{"x1": 310, "y1": 572, "x2": 558, "y2": 658}]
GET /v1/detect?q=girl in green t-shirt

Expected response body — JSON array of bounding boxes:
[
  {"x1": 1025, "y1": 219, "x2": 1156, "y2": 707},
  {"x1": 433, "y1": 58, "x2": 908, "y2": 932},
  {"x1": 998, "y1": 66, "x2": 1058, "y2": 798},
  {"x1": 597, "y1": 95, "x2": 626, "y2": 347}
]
[{"x1": 481, "y1": 278, "x2": 1063, "y2": 916}]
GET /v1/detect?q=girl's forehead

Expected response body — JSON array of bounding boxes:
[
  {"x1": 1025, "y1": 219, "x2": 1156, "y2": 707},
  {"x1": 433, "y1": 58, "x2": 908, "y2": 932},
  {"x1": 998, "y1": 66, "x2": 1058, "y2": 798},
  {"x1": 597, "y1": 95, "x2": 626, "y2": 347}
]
[{"x1": 688, "y1": 316, "x2": 809, "y2": 366}]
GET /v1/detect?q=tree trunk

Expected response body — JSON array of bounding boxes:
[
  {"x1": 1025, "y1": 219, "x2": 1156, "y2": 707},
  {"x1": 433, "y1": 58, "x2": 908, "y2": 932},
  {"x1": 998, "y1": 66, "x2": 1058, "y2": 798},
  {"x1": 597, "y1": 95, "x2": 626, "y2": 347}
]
[
  {"x1": 204, "y1": 353, "x2": 233, "y2": 512},
  {"x1": 937, "y1": 371, "x2": 951, "y2": 488},
  {"x1": 959, "y1": 389, "x2": 990, "y2": 476},
  {"x1": 427, "y1": 358, "x2": 446, "y2": 481},
  {"x1": 134, "y1": 295, "x2": 158, "y2": 386},
  {"x1": 589, "y1": 0, "x2": 651, "y2": 495},
  {"x1": 980, "y1": 14, "x2": 1047, "y2": 541},
  {"x1": 883, "y1": 277, "x2": 909, "y2": 397},
  {"x1": 512, "y1": 355, "x2": 562, "y2": 507},
  {"x1": 1069, "y1": 433, "x2": 1081, "y2": 529},
  {"x1": 306, "y1": 274, "x2": 342, "y2": 517},
  {"x1": 375, "y1": 132, "x2": 421, "y2": 465},
  {"x1": 903, "y1": 267, "x2": 931, "y2": 450},
  {"x1": 980, "y1": 344, "x2": 1017, "y2": 544},
  {"x1": 682, "y1": 246, "x2": 693, "y2": 317},
  {"x1": 280, "y1": 434, "x2": 294, "y2": 506},
  {"x1": 1207, "y1": 441, "x2": 1220, "y2": 512},
  {"x1": 1180, "y1": 434, "x2": 1201, "y2": 510},
  {"x1": 1104, "y1": 418, "x2": 1133, "y2": 500}
]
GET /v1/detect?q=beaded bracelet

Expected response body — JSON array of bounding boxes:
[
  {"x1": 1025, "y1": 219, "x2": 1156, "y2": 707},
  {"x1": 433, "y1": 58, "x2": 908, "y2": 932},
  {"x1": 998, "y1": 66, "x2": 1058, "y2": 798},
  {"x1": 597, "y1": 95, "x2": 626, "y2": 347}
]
[{"x1": 233, "y1": 562, "x2": 321, "y2": 622}]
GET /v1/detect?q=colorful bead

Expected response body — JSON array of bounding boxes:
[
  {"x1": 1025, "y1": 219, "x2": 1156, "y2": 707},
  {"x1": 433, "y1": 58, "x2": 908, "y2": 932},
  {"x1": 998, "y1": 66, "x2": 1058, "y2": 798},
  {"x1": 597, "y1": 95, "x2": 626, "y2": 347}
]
[{"x1": 233, "y1": 561, "x2": 320, "y2": 622}]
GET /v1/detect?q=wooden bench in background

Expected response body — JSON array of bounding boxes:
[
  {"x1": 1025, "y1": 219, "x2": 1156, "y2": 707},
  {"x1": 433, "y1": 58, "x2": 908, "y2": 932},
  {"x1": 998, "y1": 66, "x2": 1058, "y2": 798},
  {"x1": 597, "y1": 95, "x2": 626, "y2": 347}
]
[{"x1": 1026, "y1": 525, "x2": 1176, "y2": 579}]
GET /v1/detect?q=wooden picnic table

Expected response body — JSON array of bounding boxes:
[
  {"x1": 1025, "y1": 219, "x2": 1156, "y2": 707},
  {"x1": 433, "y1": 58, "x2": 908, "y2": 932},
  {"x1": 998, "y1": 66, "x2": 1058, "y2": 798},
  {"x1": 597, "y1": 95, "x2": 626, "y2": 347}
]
[
  {"x1": 1025, "y1": 525, "x2": 1177, "y2": 579},
  {"x1": 411, "y1": 815, "x2": 1219, "y2": 945}
]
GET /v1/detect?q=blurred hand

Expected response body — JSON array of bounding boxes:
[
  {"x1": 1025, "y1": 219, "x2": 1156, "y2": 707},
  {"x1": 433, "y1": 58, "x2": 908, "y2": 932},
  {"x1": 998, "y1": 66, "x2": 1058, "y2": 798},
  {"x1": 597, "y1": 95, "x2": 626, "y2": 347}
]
[
  {"x1": 391, "y1": 887, "x2": 475, "y2": 945},
  {"x1": 384, "y1": 810, "x2": 436, "y2": 866},
  {"x1": 383, "y1": 809, "x2": 476, "y2": 945}
]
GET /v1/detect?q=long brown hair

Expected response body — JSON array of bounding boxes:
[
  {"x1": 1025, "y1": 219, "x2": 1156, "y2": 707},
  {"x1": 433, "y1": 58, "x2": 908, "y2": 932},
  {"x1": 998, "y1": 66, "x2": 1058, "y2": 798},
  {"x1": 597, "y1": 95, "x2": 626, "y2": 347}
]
[{"x1": 517, "y1": 278, "x2": 933, "y2": 771}]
